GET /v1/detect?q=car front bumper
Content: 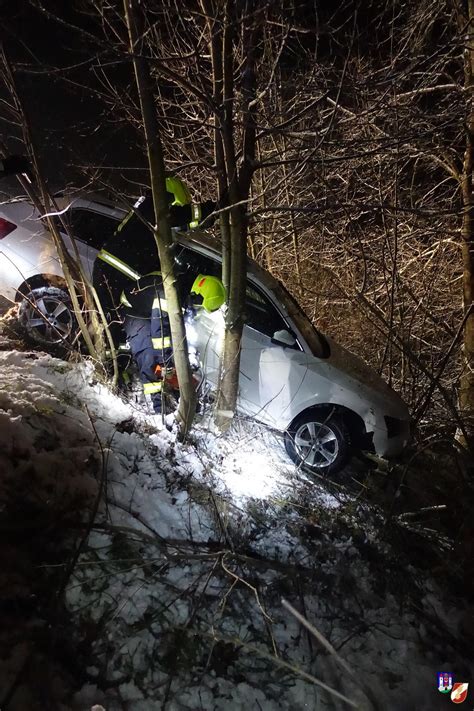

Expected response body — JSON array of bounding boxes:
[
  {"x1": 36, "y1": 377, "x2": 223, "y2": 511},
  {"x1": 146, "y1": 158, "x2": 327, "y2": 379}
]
[{"x1": 371, "y1": 416, "x2": 410, "y2": 458}]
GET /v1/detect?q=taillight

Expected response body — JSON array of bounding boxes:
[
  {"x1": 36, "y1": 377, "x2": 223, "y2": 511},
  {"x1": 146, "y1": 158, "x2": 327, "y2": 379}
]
[{"x1": 0, "y1": 218, "x2": 17, "y2": 240}]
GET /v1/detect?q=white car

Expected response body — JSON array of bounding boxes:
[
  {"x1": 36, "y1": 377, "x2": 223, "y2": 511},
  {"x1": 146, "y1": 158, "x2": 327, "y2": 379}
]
[
  {"x1": 0, "y1": 193, "x2": 410, "y2": 475},
  {"x1": 0, "y1": 192, "x2": 123, "y2": 341}
]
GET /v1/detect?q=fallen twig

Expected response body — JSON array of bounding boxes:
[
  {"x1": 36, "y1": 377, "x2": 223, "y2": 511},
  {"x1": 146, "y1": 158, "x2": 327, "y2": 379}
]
[{"x1": 282, "y1": 598, "x2": 379, "y2": 710}]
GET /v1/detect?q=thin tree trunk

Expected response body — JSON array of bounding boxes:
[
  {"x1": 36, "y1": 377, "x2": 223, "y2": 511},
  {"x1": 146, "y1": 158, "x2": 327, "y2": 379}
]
[
  {"x1": 124, "y1": 0, "x2": 196, "y2": 436},
  {"x1": 282, "y1": 132, "x2": 303, "y2": 294},
  {"x1": 213, "y1": 0, "x2": 257, "y2": 429},
  {"x1": 459, "y1": 152, "x2": 474, "y2": 442},
  {"x1": 201, "y1": 0, "x2": 232, "y2": 293},
  {"x1": 457, "y1": 0, "x2": 474, "y2": 445}
]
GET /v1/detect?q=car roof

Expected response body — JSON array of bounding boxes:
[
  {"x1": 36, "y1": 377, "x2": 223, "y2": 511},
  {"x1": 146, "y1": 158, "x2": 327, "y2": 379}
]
[{"x1": 1, "y1": 186, "x2": 282, "y2": 294}]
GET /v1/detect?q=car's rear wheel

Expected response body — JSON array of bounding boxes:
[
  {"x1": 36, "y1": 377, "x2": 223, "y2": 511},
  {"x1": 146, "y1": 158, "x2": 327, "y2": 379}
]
[
  {"x1": 284, "y1": 409, "x2": 350, "y2": 476},
  {"x1": 19, "y1": 286, "x2": 76, "y2": 348}
]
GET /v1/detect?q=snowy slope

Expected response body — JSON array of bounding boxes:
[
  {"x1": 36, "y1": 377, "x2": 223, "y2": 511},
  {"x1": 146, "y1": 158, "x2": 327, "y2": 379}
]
[{"x1": 0, "y1": 339, "x2": 471, "y2": 711}]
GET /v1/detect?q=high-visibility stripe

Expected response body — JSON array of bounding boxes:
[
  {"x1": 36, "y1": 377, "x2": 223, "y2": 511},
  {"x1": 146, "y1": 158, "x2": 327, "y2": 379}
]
[
  {"x1": 152, "y1": 336, "x2": 172, "y2": 349},
  {"x1": 189, "y1": 203, "x2": 202, "y2": 229},
  {"x1": 106, "y1": 342, "x2": 130, "y2": 356},
  {"x1": 143, "y1": 381, "x2": 162, "y2": 395},
  {"x1": 97, "y1": 249, "x2": 141, "y2": 280},
  {"x1": 120, "y1": 291, "x2": 133, "y2": 307},
  {"x1": 116, "y1": 210, "x2": 134, "y2": 233},
  {"x1": 117, "y1": 196, "x2": 146, "y2": 231},
  {"x1": 152, "y1": 297, "x2": 168, "y2": 312}
]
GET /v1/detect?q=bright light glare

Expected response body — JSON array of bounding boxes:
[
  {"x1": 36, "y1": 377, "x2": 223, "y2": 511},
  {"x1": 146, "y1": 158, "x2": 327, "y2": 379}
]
[
  {"x1": 221, "y1": 448, "x2": 285, "y2": 500},
  {"x1": 185, "y1": 321, "x2": 199, "y2": 347}
]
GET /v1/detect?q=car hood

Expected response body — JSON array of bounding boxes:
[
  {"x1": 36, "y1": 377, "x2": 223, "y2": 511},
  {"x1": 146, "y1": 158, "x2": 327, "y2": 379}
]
[{"x1": 316, "y1": 334, "x2": 409, "y2": 418}]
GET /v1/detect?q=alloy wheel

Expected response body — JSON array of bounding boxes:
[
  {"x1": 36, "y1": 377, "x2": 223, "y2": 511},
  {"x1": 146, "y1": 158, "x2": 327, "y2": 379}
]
[
  {"x1": 21, "y1": 292, "x2": 74, "y2": 345},
  {"x1": 293, "y1": 420, "x2": 339, "y2": 468}
]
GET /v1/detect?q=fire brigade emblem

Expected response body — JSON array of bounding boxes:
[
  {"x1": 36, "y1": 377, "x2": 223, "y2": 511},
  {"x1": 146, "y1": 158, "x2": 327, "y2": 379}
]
[
  {"x1": 451, "y1": 683, "x2": 469, "y2": 704},
  {"x1": 437, "y1": 672, "x2": 453, "y2": 693}
]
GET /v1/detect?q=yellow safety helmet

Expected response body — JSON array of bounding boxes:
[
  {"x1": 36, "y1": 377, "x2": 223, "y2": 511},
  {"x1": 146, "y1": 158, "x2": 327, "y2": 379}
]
[
  {"x1": 191, "y1": 274, "x2": 226, "y2": 312},
  {"x1": 166, "y1": 176, "x2": 192, "y2": 206}
]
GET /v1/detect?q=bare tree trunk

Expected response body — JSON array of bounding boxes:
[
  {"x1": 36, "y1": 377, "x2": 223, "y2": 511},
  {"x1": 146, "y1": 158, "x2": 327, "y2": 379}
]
[
  {"x1": 282, "y1": 132, "x2": 303, "y2": 294},
  {"x1": 212, "y1": 0, "x2": 258, "y2": 429},
  {"x1": 202, "y1": 0, "x2": 232, "y2": 294},
  {"x1": 217, "y1": 207, "x2": 247, "y2": 425},
  {"x1": 455, "y1": 0, "x2": 474, "y2": 445},
  {"x1": 459, "y1": 143, "x2": 474, "y2": 442},
  {"x1": 123, "y1": 0, "x2": 196, "y2": 436}
]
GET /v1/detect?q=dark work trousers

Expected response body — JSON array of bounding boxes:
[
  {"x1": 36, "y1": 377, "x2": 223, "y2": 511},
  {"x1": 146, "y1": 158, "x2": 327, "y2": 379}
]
[{"x1": 123, "y1": 310, "x2": 173, "y2": 414}]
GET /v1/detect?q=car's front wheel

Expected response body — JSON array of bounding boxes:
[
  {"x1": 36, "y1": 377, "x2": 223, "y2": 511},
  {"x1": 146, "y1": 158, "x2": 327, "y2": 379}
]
[
  {"x1": 284, "y1": 409, "x2": 350, "y2": 476},
  {"x1": 18, "y1": 286, "x2": 76, "y2": 349}
]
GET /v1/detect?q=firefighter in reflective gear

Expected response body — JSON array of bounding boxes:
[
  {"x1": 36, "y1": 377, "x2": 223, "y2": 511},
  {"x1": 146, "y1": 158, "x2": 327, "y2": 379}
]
[
  {"x1": 119, "y1": 273, "x2": 175, "y2": 413},
  {"x1": 92, "y1": 177, "x2": 221, "y2": 413},
  {"x1": 119, "y1": 271, "x2": 225, "y2": 413},
  {"x1": 94, "y1": 177, "x2": 215, "y2": 309}
]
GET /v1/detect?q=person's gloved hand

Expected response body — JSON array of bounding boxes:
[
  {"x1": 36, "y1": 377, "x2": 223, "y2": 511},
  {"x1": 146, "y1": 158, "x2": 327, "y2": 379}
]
[
  {"x1": 184, "y1": 303, "x2": 197, "y2": 319},
  {"x1": 154, "y1": 364, "x2": 179, "y2": 390},
  {"x1": 0, "y1": 155, "x2": 31, "y2": 178},
  {"x1": 164, "y1": 368, "x2": 179, "y2": 390},
  {"x1": 155, "y1": 366, "x2": 199, "y2": 391}
]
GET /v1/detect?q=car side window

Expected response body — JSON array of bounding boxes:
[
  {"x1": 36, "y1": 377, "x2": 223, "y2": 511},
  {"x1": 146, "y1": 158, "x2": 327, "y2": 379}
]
[
  {"x1": 245, "y1": 282, "x2": 294, "y2": 341},
  {"x1": 65, "y1": 209, "x2": 119, "y2": 250},
  {"x1": 175, "y1": 246, "x2": 296, "y2": 343},
  {"x1": 176, "y1": 245, "x2": 222, "y2": 278}
]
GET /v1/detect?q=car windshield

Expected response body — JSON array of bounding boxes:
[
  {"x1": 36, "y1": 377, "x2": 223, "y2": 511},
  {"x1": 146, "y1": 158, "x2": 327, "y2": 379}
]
[{"x1": 272, "y1": 282, "x2": 330, "y2": 359}]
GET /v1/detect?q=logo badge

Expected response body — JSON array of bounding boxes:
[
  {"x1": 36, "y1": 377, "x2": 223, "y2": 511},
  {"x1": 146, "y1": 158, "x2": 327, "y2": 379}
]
[
  {"x1": 451, "y1": 683, "x2": 469, "y2": 704},
  {"x1": 437, "y1": 672, "x2": 453, "y2": 693}
]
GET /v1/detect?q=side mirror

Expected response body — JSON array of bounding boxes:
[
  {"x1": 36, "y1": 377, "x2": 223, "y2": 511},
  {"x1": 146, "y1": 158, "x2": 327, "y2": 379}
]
[{"x1": 272, "y1": 329, "x2": 297, "y2": 347}]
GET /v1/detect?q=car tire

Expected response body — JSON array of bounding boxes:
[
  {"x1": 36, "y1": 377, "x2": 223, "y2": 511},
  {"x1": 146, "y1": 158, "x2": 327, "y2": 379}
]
[
  {"x1": 18, "y1": 286, "x2": 76, "y2": 349},
  {"x1": 284, "y1": 409, "x2": 350, "y2": 476}
]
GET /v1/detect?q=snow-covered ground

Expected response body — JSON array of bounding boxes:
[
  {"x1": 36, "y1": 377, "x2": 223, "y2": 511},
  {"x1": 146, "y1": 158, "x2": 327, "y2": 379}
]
[{"x1": 0, "y1": 335, "x2": 472, "y2": 711}]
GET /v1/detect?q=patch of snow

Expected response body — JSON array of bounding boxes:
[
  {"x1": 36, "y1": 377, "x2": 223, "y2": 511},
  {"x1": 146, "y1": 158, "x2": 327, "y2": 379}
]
[{"x1": 0, "y1": 343, "x2": 471, "y2": 711}]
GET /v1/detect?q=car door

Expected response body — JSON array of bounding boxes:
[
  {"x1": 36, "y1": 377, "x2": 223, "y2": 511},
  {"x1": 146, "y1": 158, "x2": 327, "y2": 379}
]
[
  {"x1": 192, "y1": 305, "x2": 224, "y2": 384},
  {"x1": 174, "y1": 244, "x2": 225, "y2": 385},
  {"x1": 166, "y1": 243, "x2": 308, "y2": 426},
  {"x1": 237, "y1": 281, "x2": 308, "y2": 427}
]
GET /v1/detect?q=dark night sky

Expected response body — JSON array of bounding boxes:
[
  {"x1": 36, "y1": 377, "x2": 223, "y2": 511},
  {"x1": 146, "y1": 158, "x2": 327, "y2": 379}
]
[
  {"x1": 1, "y1": 0, "x2": 376, "y2": 193},
  {"x1": 2, "y1": 1, "x2": 143, "y2": 193}
]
